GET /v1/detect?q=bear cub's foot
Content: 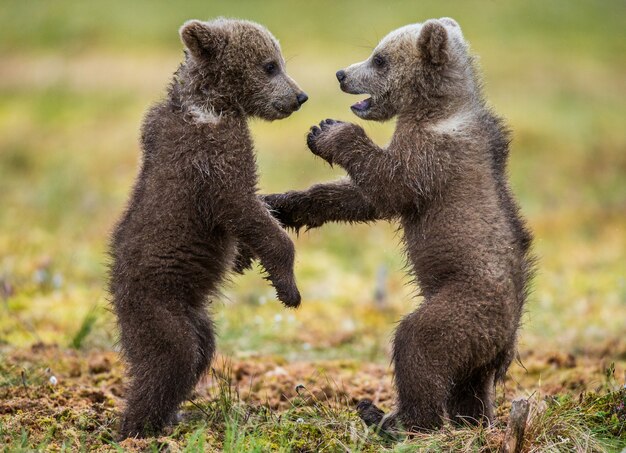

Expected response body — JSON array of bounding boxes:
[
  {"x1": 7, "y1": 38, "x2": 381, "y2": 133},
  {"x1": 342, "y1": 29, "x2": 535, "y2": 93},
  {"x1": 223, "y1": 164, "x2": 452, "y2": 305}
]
[
  {"x1": 357, "y1": 399, "x2": 385, "y2": 427},
  {"x1": 356, "y1": 399, "x2": 402, "y2": 440}
]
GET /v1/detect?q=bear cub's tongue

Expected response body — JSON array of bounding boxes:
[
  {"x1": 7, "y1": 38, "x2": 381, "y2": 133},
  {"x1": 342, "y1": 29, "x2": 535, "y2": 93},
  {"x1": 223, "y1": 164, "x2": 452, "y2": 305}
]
[{"x1": 351, "y1": 98, "x2": 371, "y2": 112}]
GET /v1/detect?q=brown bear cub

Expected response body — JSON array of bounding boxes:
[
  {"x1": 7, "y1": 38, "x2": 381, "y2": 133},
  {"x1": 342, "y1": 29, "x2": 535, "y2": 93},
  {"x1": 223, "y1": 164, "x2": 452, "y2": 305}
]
[
  {"x1": 109, "y1": 18, "x2": 307, "y2": 438},
  {"x1": 265, "y1": 18, "x2": 534, "y2": 431}
]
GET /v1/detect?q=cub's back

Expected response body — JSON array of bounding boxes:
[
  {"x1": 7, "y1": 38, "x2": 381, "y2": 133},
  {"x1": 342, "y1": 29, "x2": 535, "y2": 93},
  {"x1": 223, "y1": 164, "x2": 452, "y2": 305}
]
[{"x1": 111, "y1": 103, "x2": 230, "y2": 284}]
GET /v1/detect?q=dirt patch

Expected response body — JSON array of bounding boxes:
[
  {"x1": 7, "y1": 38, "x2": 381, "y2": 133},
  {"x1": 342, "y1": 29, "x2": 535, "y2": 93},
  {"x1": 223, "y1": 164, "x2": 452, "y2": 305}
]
[{"x1": 1, "y1": 343, "x2": 624, "y2": 450}]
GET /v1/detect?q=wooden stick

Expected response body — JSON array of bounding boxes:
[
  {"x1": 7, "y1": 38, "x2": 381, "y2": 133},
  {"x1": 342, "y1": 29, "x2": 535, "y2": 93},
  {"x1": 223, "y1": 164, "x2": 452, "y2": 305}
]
[{"x1": 501, "y1": 398, "x2": 530, "y2": 453}]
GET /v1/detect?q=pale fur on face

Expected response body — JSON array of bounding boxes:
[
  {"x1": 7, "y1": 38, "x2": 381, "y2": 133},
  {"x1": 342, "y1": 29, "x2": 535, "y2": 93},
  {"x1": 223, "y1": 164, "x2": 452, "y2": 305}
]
[
  {"x1": 378, "y1": 18, "x2": 464, "y2": 50},
  {"x1": 338, "y1": 17, "x2": 473, "y2": 122}
]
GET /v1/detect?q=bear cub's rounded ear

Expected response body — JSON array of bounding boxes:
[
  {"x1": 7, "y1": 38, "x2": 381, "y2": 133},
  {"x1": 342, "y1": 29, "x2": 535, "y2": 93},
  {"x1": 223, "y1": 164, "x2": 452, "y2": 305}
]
[
  {"x1": 417, "y1": 20, "x2": 449, "y2": 66},
  {"x1": 179, "y1": 20, "x2": 227, "y2": 61}
]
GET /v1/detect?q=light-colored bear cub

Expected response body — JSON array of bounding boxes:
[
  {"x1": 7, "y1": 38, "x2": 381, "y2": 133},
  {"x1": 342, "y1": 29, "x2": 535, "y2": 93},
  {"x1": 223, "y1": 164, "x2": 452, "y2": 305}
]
[{"x1": 266, "y1": 18, "x2": 533, "y2": 432}]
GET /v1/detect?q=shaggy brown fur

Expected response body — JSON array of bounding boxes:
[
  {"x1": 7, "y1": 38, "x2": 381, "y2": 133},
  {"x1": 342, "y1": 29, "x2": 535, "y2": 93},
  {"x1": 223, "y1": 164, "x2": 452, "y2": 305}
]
[
  {"x1": 109, "y1": 18, "x2": 307, "y2": 438},
  {"x1": 265, "y1": 18, "x2": 534, "y2": 432}
]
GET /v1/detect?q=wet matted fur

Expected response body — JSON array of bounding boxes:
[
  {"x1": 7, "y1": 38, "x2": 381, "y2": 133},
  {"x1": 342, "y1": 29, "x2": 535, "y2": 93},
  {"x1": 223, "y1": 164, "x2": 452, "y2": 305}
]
[
  {"x1": 109, "y1": 18, "x2": 307, "y2": 438},
  {"x1": 265, "y1": 18, "x2": 534, "y2": 432}
]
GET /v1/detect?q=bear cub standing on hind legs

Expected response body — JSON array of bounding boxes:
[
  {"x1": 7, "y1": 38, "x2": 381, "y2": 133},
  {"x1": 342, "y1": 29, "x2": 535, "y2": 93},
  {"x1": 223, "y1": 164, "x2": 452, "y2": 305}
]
[
  {"x1": 266, "y1": 18, "x2": 534, "y2": 431},
  {"x1": 109, "y1": 18, "x2": 308, "y2": 438}
]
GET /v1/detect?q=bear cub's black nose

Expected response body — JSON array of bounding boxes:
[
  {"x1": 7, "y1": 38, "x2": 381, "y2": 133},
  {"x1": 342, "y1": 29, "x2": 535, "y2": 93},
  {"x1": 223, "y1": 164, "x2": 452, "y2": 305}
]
[
  {"x1": 336, "y1": 70, "x2": 346, "y2": 82},
  {"x1": 296, "y1": 92, "x2": 309, "y2": 106}
]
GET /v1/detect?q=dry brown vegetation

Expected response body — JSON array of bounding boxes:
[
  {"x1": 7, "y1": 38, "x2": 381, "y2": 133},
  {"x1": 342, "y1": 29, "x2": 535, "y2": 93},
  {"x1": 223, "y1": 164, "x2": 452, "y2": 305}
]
[{"x1": 1, "y1": 0, "x2": 625, "y2": 451}]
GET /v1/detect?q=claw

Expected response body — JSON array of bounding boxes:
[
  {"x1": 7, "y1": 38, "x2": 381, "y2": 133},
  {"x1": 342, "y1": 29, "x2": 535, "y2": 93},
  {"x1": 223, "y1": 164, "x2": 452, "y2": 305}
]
[
  {"x1": 320, "y1": 119, "x2": 336, "y2": 130},
  {"x1": 306, "y1": 132, "x2": 318, "y2": 152}
]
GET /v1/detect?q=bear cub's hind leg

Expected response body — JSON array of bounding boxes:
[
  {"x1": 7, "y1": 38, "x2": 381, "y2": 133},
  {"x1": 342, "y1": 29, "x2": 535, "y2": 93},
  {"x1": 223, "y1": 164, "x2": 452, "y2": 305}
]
[
  {"x1": 117, "y1": 301, "x2": 215, "y2": 438},
  {"x1": 446, "y1": 367, "x2": 496, "y2": 427}
]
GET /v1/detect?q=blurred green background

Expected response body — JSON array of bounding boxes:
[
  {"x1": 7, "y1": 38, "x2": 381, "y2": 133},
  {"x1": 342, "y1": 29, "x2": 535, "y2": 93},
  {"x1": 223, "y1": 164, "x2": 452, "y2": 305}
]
[{"x1": 1, "y1": 0, "x2": 625, "y2": 363}]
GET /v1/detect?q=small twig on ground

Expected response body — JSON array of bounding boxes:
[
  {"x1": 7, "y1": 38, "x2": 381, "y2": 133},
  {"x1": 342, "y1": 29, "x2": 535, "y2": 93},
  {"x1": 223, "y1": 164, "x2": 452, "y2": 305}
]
[
  {"x1": 187, "y1": 398, "x2": 212, "y2": 420},
  {"x1": 500, "y1": 398, "x2": 530, "y2": 453}
]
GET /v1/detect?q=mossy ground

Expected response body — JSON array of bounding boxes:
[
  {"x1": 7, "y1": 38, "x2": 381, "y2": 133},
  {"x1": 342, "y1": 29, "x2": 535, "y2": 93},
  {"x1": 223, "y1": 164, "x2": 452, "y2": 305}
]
[
  {"x1": 1, "y1": 344, "x2": 625, "y2": 451},
  {"x1": 1, "y1": 0, "x2": 625, "y2": 451}
]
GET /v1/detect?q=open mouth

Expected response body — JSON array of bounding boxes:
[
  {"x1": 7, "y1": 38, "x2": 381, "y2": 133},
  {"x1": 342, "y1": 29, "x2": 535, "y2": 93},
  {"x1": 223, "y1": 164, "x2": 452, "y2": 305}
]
[
  {"x1": 339, "y1": 82, "x2": 372, "y2": 114},
  {"x1": 351, "y1": 97, "x2": 372, "y2": 113}
]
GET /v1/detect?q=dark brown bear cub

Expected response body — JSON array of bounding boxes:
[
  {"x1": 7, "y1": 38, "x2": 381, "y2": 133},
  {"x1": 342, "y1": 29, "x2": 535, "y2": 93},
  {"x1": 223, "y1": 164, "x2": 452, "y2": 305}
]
[
  {"x1": 109, "y1": 18, "x2": 307, "y2": 438},
  {"x1": 266, "y1": 18, "x2": 534, "y2": 432}
]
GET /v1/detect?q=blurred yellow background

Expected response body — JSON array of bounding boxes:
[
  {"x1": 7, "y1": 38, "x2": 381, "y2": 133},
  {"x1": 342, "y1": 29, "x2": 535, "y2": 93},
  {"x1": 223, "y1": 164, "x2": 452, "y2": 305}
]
[{"x1": 1, "y1": 0, "x2": 624, "y2": 365}]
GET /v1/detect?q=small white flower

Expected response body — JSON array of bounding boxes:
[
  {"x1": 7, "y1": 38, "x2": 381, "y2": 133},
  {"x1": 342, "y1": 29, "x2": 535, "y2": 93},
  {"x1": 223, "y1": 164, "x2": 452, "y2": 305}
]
[
  {"x1": 274, "y1": 314, "x2": 283, "y2": 323},
  {"x1": 34, "y1": 269, "x2": 47, "y2": 284},
  {"x1": 341, "y1": 318, "x2": 356, "y2": 331},
  {"x1": 52, "y1": 274, "x2": 63, "y2": 289},
  {"x1": 49, "y1": 375, "x2": 58, "y2": 385},
  {"x1": 296, "y1": 418, "x2": 304, "y2": 424}
]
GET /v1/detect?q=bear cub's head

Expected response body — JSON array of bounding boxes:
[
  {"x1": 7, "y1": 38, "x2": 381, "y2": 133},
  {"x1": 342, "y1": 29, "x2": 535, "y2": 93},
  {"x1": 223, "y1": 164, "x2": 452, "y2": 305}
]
[
  {"x1": 179, "y1": 18, "x2": 308, "y2": 121},
  {"x1": 336, "y1": 18, "x2": 473, "y2": 122}
]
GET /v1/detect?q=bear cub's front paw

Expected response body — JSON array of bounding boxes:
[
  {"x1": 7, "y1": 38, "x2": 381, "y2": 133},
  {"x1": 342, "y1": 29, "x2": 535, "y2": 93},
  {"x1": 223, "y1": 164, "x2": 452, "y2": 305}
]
[
  {"x1": 263, "y1": 194, "x2": 302, "y2": 230},
  {"x1": 306, "y1": 119, "x2": 345, "y2": 164},
  {"x1": 274, "y1": 279, "x2": 301, "y2": 308}
]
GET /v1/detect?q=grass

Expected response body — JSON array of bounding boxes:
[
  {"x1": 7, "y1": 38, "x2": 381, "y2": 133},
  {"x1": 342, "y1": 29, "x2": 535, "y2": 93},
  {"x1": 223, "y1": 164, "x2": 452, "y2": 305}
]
[
  {"x1": 1, "y1": 347, "x2": 624, "y2": 451},
  {"x1": 1, "y1": 0, "x2": 625, "y2": 451},
  {"x1": 69, "y1": 306, "x2": 99, "y2": 350}
]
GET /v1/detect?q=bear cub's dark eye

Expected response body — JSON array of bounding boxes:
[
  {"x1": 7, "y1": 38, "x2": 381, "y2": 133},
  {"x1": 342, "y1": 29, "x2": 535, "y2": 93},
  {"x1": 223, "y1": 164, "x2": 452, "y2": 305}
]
[
  {"x1": 263, "y1": 61, "x2": 279, "y2": 76},
  {"x1": 373, "y1": 55, "x2": 386, "y2": 68}
]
